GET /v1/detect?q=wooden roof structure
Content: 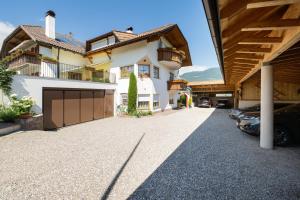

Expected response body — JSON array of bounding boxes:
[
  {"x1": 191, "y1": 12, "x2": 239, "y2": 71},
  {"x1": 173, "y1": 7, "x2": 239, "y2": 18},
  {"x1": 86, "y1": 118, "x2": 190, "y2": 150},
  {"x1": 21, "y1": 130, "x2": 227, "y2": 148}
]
[
  {"x1": 188, "y1": 80, "x2": 234, "y2": 93},
  {"x1": 1, "y1": 25, "x2": 85, "y2": 58},
  {"x1": 202, "y1": 0, "x2": 300, "y2": 85},
  {"x1": 86, "y1": 24, "x2": 192, "y2": 66}
]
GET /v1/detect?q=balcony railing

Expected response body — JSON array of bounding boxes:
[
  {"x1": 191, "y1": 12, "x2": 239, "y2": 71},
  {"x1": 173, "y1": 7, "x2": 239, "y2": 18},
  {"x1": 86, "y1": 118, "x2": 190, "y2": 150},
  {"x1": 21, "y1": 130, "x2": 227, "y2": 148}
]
[
  {"x1": 167, "y1": 79, "x2": 188, "y2": 91},
  {"x1": 6, "y1": 52, "x2": 40, "y2": 69},
  {"x1": 12, "y1": 62, "x2": 116, "y2": 84},
  {"x1": 157, "y1": 48, "x2": 186, "y2": 70}
]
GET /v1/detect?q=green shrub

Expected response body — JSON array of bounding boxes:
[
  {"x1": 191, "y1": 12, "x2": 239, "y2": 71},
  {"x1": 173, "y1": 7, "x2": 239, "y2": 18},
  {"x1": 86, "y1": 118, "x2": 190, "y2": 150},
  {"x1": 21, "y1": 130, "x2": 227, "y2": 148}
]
[
  {"x1": 128, "y1": 110, "x2": 152, "y2": 118},
  {"x1": 0, "y1": 107, "x2": 18, "y2": 122},
  {"x1": 189, "y1": 96, "x2": 193, "y2": 107},
  {"x1": 180, "y1": 95, "x2": 186, "y2": 105},
  {"x1": 10, "y1": 94, "x2": 34, "y2": 115},
  {"x1": 0, "y1": 63, "x2": 15, "y2": 96},
  {"x1": 127, "y1": 73, "x2": 137, "y2": 114}
]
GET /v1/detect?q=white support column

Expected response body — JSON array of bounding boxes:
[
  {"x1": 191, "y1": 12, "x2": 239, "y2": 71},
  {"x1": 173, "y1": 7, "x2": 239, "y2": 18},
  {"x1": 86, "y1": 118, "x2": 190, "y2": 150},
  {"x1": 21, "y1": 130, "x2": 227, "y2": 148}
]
[{"x1": 260, "y1": 63, "x2": 274, "y2": 149}]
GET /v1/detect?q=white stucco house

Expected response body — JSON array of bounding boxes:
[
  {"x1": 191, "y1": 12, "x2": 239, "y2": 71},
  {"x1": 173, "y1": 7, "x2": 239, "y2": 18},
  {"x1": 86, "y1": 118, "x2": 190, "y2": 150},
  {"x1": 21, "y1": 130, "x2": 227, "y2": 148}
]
[
  {"x1": 85, "y1": 24, "x2": 192, "y2": 112},
  {"x1": 0, "y1": 10, "x2": 191, "y2": 129}
]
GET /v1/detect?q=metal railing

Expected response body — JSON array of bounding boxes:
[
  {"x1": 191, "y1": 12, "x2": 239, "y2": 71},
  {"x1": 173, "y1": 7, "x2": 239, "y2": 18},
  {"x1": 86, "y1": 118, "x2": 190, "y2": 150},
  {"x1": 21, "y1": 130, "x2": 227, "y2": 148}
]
[{"x1": 13, "y1": 62, "x2": 116, "y2": 84}]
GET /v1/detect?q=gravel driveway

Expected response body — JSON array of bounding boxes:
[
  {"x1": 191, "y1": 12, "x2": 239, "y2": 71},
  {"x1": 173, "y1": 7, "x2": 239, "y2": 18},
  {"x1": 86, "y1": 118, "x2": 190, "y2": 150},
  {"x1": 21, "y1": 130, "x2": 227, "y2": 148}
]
[{"x1": 1, "y1": 108, "x2": 300, "y2": 200}]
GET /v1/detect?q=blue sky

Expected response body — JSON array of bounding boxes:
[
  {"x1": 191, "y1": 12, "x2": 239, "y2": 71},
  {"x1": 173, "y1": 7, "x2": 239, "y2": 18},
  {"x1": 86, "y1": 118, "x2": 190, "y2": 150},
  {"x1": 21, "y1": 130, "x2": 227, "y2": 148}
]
[{"x1": 0, "y1": 0, "x2": 219, "y2": 69}]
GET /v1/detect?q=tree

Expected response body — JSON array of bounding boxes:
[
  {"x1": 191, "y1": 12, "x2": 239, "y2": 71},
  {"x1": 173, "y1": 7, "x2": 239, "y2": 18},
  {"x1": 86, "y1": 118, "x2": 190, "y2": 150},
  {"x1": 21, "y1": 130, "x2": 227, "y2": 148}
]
[
  {"x1": 0, "y1": 63, "x2": 15, "y2": 96},
  {"x1": 127, "y1": 72, "x2": 137, "y2": 113}
]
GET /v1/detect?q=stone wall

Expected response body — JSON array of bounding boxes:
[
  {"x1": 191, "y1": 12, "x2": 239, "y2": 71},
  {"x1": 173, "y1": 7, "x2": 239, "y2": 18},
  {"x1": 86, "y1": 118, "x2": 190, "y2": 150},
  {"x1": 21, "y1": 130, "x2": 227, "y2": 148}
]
[{"x1": 18, "y1": 114, "x2": 43, "y2": 130}]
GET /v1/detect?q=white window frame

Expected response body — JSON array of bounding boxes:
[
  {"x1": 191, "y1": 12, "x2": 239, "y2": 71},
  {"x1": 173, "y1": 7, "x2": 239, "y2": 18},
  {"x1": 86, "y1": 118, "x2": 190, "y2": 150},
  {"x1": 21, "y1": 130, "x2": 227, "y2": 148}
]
[
  {"x1": 153, "y1": 66, "x2": 160, "y2": 79},
  {"x1": 153, "y1": 94, "x2": 160, "y2": 109}
]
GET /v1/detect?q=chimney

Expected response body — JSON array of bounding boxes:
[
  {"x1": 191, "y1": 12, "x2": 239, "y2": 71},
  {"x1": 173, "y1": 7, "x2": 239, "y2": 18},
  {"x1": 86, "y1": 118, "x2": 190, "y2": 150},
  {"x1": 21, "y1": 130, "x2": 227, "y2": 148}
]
[
  {"x1": 126, "y1": 27, "x2": 133, "y2": 34},
  {"x1": 45, "y1": 10, "x2": 56, "y2": 39}
]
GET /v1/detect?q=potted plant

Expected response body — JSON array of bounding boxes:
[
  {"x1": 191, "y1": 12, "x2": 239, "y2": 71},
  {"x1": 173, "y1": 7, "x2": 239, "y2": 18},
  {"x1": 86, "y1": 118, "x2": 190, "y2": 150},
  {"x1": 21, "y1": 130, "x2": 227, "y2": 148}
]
[{"x1": 10, "y1": 94, "x2": 34, "y2": 119}]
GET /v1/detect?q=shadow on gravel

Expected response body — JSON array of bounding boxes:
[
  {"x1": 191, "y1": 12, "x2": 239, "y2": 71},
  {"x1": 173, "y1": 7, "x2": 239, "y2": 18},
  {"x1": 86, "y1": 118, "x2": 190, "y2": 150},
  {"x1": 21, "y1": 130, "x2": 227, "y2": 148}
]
[
  {"x1": 127, "y1": 109, "x2": 300, "y2": 200},
  {"x1": 100, "y1": 133, "x2": 145, "y2": 200}
]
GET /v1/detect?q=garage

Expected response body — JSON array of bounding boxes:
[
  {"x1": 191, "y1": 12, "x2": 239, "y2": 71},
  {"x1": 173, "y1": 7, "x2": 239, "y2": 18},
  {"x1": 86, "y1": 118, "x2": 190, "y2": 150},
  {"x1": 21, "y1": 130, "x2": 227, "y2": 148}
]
[
  {"x1": 43, "y1": 88, "x2": 114, "y2": 130},
  {"x1": 202, "y1": 0, "x2": 300, "y2": 149}
]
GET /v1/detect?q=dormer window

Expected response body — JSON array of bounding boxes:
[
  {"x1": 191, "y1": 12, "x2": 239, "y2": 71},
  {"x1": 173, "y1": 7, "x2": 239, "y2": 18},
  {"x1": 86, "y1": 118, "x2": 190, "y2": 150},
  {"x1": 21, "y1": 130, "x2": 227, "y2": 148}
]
[{"x1": 91, "y1": 35, "x2": 116, "y2": 51}]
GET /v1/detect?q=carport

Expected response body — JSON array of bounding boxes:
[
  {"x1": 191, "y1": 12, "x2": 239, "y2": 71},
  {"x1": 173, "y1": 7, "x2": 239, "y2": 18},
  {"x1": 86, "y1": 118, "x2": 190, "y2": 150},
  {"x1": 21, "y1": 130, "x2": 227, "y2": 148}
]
[
  {"x1": 202, "y1": 0, "x2": 300, "y2": 149},
  {"x1": 189, "y1": 80, "x2": 235, "y2": 107}
]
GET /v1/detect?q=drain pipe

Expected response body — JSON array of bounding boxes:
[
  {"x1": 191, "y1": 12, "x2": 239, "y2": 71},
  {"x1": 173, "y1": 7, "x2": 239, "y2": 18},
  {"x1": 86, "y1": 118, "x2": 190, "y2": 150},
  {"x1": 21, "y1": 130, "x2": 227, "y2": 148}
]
[{"x1": 57, "y1": 47, "x2": 60, "y2": 78}]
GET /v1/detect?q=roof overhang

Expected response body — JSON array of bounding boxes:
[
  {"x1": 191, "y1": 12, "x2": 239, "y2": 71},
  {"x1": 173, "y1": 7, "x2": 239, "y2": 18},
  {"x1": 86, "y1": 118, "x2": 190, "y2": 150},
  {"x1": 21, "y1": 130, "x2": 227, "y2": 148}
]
[
  {"x1": 86, "y1": 25, "x2": 192, "y2": 66},
  {"x1": 202, "y1": 0, "x2": 300, "y2": 85}
]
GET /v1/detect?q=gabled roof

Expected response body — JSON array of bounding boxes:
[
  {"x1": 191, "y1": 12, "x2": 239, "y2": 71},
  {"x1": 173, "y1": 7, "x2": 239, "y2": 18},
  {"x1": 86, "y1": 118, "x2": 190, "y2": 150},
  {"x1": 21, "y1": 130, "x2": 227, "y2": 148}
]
[
  {"x1": 86, "y1": 24, "x2": 192, "y2": 66},
  {"x1": 1, "y1": 25, "x2": 85, "y2": 57}
]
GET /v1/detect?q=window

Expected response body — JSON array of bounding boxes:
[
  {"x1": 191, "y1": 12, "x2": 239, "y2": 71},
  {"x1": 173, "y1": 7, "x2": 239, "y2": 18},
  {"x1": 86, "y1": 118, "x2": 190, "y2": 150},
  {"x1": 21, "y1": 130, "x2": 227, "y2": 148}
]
[
  {"x1": 153, "y1": 66, "x2": 159, "y2": 79},
  {"x1": 138, "y1": 65, "x2": 150, "y2": 78},
  {"x1": 153, "y1": 94, "x2": 160, "y2": 109},
  {"x1": 120, "y1": 65, "x2": 134, "y2": 78},
  {"x1": 169, "y1": 72, "x2": 174, "y2": 81},
  {"x1": 138, "y1": 94, "x2": 150, "y2": 110},
  {"x1": 169, "y1": 98, "x2": 174, "y2": 105},
  {"x1": 92, "y1": 70, "x2": 104, "y2": 81},
  {"x1": 108, "y1": 36, "x2": 115, "y2": 45},
  {"x1": 91, "y1": 39, "x2": 107, "y2": 50},
  {"x1": 91, "y1": 36, "x2": 116, "y2": 50},
  {"x1": 68, "y1": 72, "x2": 82, "y2": 80},
  {"x1": 121, "y1": 93, "x2": 128, "y2": 106},
  {"x1": 216, "y1": 93, "x2": 233, "y2": 97}
]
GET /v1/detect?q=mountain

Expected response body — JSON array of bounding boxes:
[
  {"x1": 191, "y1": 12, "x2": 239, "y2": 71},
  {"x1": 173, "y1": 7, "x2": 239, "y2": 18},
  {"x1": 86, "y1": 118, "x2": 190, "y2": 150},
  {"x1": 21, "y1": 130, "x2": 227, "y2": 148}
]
[{"x1": 179, "y1": 67, "x2": 222, "y2": 82}]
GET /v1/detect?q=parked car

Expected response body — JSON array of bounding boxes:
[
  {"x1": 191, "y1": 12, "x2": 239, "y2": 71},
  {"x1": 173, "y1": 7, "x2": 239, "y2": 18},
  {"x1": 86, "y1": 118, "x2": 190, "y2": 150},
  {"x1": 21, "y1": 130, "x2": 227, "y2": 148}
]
[
  {"x1": 229, "y1": 104, "x2": 260, "y2": 119},
  {"x1": 197, "y1": 97, "x2": 212, "y2": 108},
  {"x1": 215, "y1": 99, "x2": 231, "y2": 109},
  {"x1": 234, "y1": 103, "x2": 291, "y2": 122},
  {"x1": 238, "y1": 104, "x2": 300, "y2": 146}
]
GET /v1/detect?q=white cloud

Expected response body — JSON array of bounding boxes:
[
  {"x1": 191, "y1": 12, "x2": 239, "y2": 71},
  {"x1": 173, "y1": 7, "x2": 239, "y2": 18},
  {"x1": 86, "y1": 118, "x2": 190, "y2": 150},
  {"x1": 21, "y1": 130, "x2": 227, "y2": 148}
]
[
  {"x1": 0, "y1": 21, "x2": 15, "y2": 49},
  {"x1": 178, "y1": 65, "x2": 209, "y2": 76}
]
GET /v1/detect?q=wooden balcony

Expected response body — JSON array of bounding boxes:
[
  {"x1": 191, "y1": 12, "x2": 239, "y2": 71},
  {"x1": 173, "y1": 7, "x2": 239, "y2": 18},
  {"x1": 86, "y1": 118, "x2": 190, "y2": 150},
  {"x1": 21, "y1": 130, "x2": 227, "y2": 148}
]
[
  {"x1": 167, "y1": 79, "x2": 188, "y2": 91},
  {"x1": 157, "y1": 48, "x2": 186, "y2": 70},
  {"x1": 6, "y1": 52, "x2": 40, "y2": 69}
]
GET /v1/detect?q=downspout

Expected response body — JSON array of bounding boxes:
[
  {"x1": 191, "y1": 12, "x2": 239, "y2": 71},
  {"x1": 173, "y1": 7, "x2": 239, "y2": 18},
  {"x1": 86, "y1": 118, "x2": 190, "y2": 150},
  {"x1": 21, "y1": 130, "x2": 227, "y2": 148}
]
[{"x1": 57, "y1": 47, "x2": 60, "y2": 78}]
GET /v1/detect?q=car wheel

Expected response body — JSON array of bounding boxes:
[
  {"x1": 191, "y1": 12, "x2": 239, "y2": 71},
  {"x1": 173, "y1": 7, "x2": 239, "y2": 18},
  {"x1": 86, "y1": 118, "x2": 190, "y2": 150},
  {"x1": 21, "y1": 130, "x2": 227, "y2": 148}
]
[{"x1": 274, "y1": 126, "x2": 290, "y2": 146}]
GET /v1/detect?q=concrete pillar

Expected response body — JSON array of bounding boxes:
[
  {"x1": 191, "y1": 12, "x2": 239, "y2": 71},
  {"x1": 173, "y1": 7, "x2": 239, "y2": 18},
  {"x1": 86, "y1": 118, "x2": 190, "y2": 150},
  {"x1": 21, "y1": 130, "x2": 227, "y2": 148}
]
[{"x1": 260, "y1": 63, "x2": 274, "y2": 149}]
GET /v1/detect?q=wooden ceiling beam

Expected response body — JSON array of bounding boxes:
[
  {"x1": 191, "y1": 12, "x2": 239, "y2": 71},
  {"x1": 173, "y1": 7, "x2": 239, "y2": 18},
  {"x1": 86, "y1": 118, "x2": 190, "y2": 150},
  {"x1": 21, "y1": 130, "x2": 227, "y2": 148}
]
[
  {"x1": 223, "y1": 31, "x2": 271, "y2": 49},
  {"x1": 224, "y1": 53, "x2": 264, "y2": 62},
  {"x1": 247, "y1": 0, "x2": 300, "y2": 9},
  {"x1": 234, "y1": 59, "x2": 260, "y2": 64},
  {"x1": 222, "y1": 7, "x2": 281, "y2": 38},
  {"x1": 236, "y1": 47, "x2": 272, "y2": 53},
  {"x1": 242, "y1": 19, "x2": 300, "y2": 31},
  {"x1": 224, "y1": 45, "x2": 270, "y2": 56},
  {"x1": 220, "y1": 1, "x2": 248, "y2": 19},
  {"x1": 234, "y1": 53, "x2": 265, "y2": 60},
  {"x1": 238, "y1": 37, "x2": 283, "y2": 44}
]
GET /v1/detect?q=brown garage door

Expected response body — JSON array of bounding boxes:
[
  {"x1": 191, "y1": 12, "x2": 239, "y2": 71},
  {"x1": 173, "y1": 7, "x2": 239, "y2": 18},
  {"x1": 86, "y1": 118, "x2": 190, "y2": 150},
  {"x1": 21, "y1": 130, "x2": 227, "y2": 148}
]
[
  {"x1": 94, "y1": 90, "x2": 105, "y2": 119},
  {"x1": 81, "y1": 91, "x2": 94, "y2": 122},
  {"x1": 43, "y1": 89, "x2": 114, "y2": 130},
  {"x1": 43, "y1": 90, "x2": 64, "y2": 130},
  {"x1": 105, "y1": 90, "x2": 114, "y2": 117},
  {"x1": 64, "y1": 91, "x2": 81, "y2": 126}
]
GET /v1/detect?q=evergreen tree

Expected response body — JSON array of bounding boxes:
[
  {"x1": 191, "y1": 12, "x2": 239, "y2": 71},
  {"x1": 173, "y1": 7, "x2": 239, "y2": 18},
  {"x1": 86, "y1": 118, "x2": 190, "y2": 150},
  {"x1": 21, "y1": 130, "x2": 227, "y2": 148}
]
[{"x1": 127, "y1": 72, "x2": 137, "y2": 113}]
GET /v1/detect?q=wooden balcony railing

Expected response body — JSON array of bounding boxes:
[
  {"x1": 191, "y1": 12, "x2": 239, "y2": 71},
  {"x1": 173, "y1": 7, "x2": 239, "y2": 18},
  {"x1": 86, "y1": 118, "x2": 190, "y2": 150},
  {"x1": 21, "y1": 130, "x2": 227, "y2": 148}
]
[
  {"x1": 167, "y1": 79, "x2": 188, "y2": 91},
  {"x1": 157, "y1": 48, "x2": 186, "y2": 69},
  {"x1": 6, "y1": 52, "x2": 40, "y2": 69}
]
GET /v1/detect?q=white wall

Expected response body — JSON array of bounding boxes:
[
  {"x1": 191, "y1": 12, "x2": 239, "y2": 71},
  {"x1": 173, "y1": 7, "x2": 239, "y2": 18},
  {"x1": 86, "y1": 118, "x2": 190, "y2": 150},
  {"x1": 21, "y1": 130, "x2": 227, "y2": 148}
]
[
  {"x1": 39, "y1": 45, "x2": 87, "y2": 67},
  {"x1": 11, "y1": 75, "x2": 117, "y2": 114},
  {"x1": 108, "y1": 39, "x2": 179, "y2": 111}
]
